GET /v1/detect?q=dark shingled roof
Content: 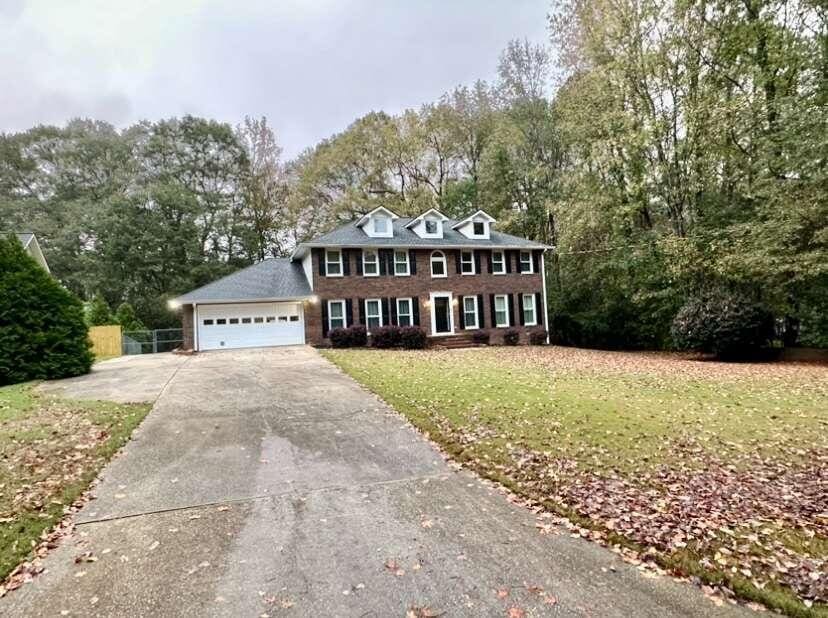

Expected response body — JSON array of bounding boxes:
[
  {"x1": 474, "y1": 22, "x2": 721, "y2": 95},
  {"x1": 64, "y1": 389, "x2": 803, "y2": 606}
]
[
  {"x1": 174, "y1": 258, "x2": 311, "y2": 304},
  {"x1": 301, "y1": 217, "x2": 547, "y2": 250}
]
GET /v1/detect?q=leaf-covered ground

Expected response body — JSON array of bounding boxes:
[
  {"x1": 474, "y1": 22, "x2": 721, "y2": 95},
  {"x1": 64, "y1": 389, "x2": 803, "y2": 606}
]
[
  {"x1": 323, "y1": 346, "x2": 828, "y2": 617},
  {"x1": 0, "y1": 383, "x2": 150, "y2": 592}
]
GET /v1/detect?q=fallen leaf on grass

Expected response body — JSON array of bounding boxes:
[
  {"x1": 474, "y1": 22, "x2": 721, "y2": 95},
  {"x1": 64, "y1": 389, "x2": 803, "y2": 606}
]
[
  {"x1": 406, "y1": 605, "x2": 442, "y2": 617},
  {"x1": 385, "y1": 559, "x2": 405, "y2": 576},
  {"x1": 496, "y1": 588, "x2": 509, "y2": 599},
  {"x1": 507, "y1": 607, "x2": 526, "y2": 618}
]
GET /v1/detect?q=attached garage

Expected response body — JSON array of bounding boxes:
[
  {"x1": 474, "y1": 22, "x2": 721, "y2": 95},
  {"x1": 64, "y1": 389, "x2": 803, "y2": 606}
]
[
  {"x1": 173, "y1": 259, "x2": 313, "y2": 352},
  {"x1": 196, "y1": 302, "x2": 305, "y2": 350}
]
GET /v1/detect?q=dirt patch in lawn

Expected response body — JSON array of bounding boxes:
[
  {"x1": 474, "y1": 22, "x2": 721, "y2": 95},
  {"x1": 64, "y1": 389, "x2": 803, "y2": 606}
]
[
  {"x1": 323, "y1": 346, "x2": 828, "y2": 617},
  {"x1": 0, "y1": 383, "x2": 150, "y2": 592}
]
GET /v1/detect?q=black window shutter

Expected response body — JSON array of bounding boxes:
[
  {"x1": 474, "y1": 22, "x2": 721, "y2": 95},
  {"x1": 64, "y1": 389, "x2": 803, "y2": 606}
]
[
  {"x1": 458, "y1": 296, "x2": 465, "y2": 329},
  {"x1": 381, "y1": 298, "x2": 390, "y2": 325},
  {"x1": 505, "y1": 250, "x2": 512, "y2": 273},
  {"x1": 487, "y1": 250, "x2": 494, "y2": 274},
  {"x1": 321, "y1": 299, "x2": 329, "y2": 337},
  {"x1": 507, "y1": 294, "x2": 515, "y2": 326},
  {"x1": 378, "y1": 250, "x2": 387, "y2": 276},
  {"x1": 358, "y1": 298, "x2": 365, "y2": 325},
  {"x1": 412, "y1": 297, "x2": 420, "y2": 326},
  {"x1": 389, "y1": 297, "x2": 397, "y2": 325},
  {"x1": 315, "y1": 248, "x2": 326, "y2": 276},
  {"x1": 533, "y1": 250, "x2": 541, "y2": 274},
  {"x1": 409, "y1": 249, "x2": 417, "y2": 274},
  {"x1": 473, "y1": 251, "x2": 481, "y2": 275},
  {"x1": 477, "y1": 294, "x2": 485, "y2": 328},
  {"x1": 356, "y1": 251, "x2": 363, "y2": 275},
  {"x1": 517, "y1": 293, "x2": 525, "y2": 325},
  {"x1": 345, "y1": 298, "x2": 354, "y2": 327},
  {"x1": 342, "y1": 250, "x2": 351, "y2": 276},
  {"x1": 490, "y1": 294, "x2": 496, "y2": 327},
  {"x1": 535, "y1": 292, "x2": 543, "y2": 326},
  {"x1": 455, "y1": 250, "x2": 462, "y2": 274}
]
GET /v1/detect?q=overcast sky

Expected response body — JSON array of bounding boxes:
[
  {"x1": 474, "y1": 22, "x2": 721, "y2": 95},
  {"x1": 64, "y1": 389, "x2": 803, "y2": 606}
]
[{"x1": 1, "y1": 0, "x2": 549, "y2": 157}]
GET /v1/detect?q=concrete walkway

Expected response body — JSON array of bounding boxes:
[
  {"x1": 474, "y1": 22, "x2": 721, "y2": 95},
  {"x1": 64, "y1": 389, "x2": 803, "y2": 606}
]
[{"x1": 2, "y1": 347, "x2": 756, "y2": 617}]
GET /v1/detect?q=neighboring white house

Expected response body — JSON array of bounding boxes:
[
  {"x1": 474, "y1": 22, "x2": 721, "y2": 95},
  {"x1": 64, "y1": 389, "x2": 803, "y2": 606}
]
[{"x1": 15, "y1": 232, "x2": 50, "y2": 273}]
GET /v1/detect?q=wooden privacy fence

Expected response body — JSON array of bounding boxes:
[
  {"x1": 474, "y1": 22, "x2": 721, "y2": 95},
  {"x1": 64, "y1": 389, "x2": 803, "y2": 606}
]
[{"x1": 88, "y1": 325, "x2": 122, "y2": 358}]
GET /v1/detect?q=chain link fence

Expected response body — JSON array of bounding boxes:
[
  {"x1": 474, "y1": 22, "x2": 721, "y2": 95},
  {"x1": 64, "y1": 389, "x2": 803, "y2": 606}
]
[{"x1": 122, "y1": 329, "x2": 183, "y2": 355}]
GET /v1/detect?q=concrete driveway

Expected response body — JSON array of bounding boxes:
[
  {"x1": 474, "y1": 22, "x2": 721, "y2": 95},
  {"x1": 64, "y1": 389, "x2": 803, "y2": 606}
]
[{"x1": 2, "y1": 347, "x2": 755, "y2": 617}]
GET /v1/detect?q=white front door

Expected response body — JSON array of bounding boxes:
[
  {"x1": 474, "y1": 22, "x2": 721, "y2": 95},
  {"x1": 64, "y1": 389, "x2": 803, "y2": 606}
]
[{"x1": 197, "y1": 302, "x2": 305, "y2": 350}]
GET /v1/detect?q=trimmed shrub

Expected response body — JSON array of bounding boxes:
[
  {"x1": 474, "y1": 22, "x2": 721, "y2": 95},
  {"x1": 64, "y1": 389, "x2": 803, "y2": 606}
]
[
  {"x1": 503, "y1": 328, "x2": 520, "y2": 346},
  {"x1": 671, "y1": 289, "x2": 775, "y2": 359},
  {"x1": 529, "y1": 330, "x2": 548, "y2": 345},
  {"x1": 471, "y1": 330, "x2": 490, "y2": 345},
  {"x1": 0, "y1": 235, "x2": 93, "y2": 385},
  {"x1": 400, "y1": 326, "x2": 427, "y2": 349},
  {"x1": 329, "y1": 325, "x2": 368, "y2": 348},
  {"x1": 371, "y1": 325, "x2": 402, "y2": 349}
]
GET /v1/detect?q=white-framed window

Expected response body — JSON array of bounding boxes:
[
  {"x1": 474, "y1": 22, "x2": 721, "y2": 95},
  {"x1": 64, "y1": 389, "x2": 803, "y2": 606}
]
[
  {"x1": 522, "y1": 294, "x2": 537, "y2": 326},
  {"x1": 394, "y1": 250, "x2": 410, "y2": 276},
  {"x1": 473, "y1": 221, "x2": 485, "y2": 236},
  {"x1": 325, "y1": 249, "x2": 343, "y2": 276},
  {"x1": 425, "y1": 219, "x2": 439, "y2": 235},
  {"x1": 519, "y1": 251, "x2": 533, "y2": 274},
  {"x1": 491, "y1": 250, "x2": 505, "y2": 274},
  {"x1": 430, "y1": 250, "x2": 447, "y2": 278},
  {"x1": 396, "y1": 298, "x2": 413, "y2": 326},
  {"x1": 494, "y1": 294, "x2": 509, "y2": 327},
  {"x1": 463, "y1": 296, "x2": 478, "y2": 329},
  {"x1": 365, "y1": 299, "x2": 383, "y2": 329},
  {"x1": 328, "y1": 300, "x2": 346, "y2": 330},
  {"x1": 362, "y1": 249, "x2": 379, "y2": 276},
  {"x1": 374, "y1": 216, "x2": 389, "y2": 235},
  {"x1": 460, "y1": 251, "x2": 475, "y2": 275}
]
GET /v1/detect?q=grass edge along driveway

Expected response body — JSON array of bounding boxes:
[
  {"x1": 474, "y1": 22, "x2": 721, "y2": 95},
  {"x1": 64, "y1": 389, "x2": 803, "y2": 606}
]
[
  {"x1": 322, "y1": 346, "x2": 828, "y2": 618},
  {"x1": 0, "y1": 382, "x2": 150, "y2": 591}
]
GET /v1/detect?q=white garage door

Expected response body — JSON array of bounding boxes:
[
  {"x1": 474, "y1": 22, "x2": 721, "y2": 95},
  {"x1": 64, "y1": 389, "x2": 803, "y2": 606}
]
[{"x1": 196, "y1": 302, "x2": 305, "y2": 350}]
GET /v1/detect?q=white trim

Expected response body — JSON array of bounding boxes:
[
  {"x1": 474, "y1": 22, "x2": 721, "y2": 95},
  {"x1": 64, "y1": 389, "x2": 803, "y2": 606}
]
[
  {"x1": 393, "y1": 249, "x2": 410, "y2": 276},
  {"x1": 362, "y1": 249, "x2": 379, "y2": 277},
  {"x1": 494, "y1": 294, "x2": 509, "y2": 328},
  {"x1": 451, "y1": 209, "x2": 496, "y2": 229},
  {"x1": 540, "y1": 250, "x2": 549, "y2": 343},
  {"x1": 429, "y1": 291, "x2": 455, "y2": 336},
  {"x1": 194, "y1": 303, "x2": 199, "y2": 351},
  {"x1": 328, "y1": 299, "x2": 347, "y2": 331},
  {"x1": 491, "y1": 250, "x2": 506, "y2": 275},
  {"x1": 355, "y1": 206, "x2": 399, "y2": 227},
  {"x1": 364, "y1": 298, "x2": 383, "y2": 330},
  {"x1": 325, "y1": 249, "x2": 343, "y2": 277},
  {"x1": 462, "y1": 296, "x2": 479, "y2": 329},
  {"x1": 396, "y1": 297, "x2": 413, "y2": 327},
  {"x1": 460, "y1": 250, "x2": 475, "y2": 275},
  {"x1": 519, "y1": 250, "x2": 534, "y2": 274},
  {"x1": 522, "y1": 293, "x2": 537, "y2": 326},
  {"x1": 430, "y1": 250, "x2": 447, "y2": 278},
  {"x1": 404, "y1": 208, "x2": 449, "y2": 228}
]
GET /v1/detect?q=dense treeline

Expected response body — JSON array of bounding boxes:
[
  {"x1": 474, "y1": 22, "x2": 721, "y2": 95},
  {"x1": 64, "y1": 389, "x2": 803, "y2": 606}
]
[{"x1": 1, "y1": 0, "x2": 825, "y2": 346}]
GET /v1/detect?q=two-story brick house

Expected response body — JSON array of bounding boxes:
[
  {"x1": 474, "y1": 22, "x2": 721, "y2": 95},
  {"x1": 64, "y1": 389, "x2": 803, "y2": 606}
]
[{"x1": 174, "y1": 207, "x2": 549, "y2": 351}]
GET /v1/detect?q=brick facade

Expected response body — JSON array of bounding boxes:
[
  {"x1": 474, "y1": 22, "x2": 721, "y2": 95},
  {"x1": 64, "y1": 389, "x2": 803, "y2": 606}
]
[
  {"x1": 307, "y1": 247, "x2": 547, "y2": 346},
  {"x1": 182, "y1": 304, "x2": 195, "y2": 350}
]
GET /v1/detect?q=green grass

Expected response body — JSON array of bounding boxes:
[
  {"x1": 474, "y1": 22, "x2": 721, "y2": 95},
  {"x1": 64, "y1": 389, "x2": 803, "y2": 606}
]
[
  {"x1": 0, "y1": 383, "x2": 150, "y2": 582},
  {"x1": 323, "y1": 347, "x2": 828, "y2": 617}
]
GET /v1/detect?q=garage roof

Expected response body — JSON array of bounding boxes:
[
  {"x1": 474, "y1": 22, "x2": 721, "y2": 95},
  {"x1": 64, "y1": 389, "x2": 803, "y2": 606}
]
[{"x1": 174, "y1": 258, "x2": 312, "y2": 305}]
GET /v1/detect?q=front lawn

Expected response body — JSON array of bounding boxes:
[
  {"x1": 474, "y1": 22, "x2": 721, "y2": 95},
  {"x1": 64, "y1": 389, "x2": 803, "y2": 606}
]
[
  {"x1": 0, "y1": 383, "x2": 150, "y2": 590},
  {"x1": 323, "y1": 346, "x2": 828, "y2": 617}
]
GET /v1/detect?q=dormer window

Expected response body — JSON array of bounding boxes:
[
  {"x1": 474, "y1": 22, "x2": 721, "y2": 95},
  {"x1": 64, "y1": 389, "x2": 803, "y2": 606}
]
[
  {"x1": 452, "y1": 210, "x2": 496, "y2": 240},
  {"x1": 406, "y1": 208, "x2": 448, "y2": 239},
  {"x1": 357, "y1": 206, "x2": 398, "y2": 238}
]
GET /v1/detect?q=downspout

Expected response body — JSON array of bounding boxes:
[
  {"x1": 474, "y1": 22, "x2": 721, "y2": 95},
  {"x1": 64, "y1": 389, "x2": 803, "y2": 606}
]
[{"x1": 193, "y1": 303, "x2": 199, "y2": 352}]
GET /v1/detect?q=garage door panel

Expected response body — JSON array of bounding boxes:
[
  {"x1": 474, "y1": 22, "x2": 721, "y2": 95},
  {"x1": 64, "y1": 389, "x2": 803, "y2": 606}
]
[{"x1": 197, "y1": 302, "x2": 305, "y2": 350}]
